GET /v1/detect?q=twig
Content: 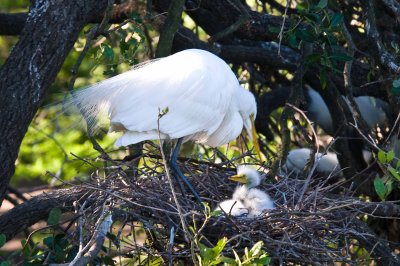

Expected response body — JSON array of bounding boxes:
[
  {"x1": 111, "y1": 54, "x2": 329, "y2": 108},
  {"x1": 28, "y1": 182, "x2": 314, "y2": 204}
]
[
  {"x1": 156, "y1": 109, "x2": 191, "y2": 243},
  {"x1": 209, "y1": 0, "x2": 250, "y2": 43},
  {"x1": 277, "y1": 0, "x2": 292, "y2": 56}
]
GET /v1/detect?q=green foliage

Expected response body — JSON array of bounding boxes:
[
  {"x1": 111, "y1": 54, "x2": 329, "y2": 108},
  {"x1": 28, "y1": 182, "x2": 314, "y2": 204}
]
[
  {"x1": 197, "y1": 237, "x2": 228, "y2": 266},
  {"x1": 47, "y1": 208, "x2": 62, "y2": 226},
  {"x1": 196, "y1": 239, "x2": 271, "y2": 266},
  {"x1": 284, "y1": 0, "x2": 349, "y2": 89},
  {"x1": 14, "y1": 109, "x2": 116, "y2": 185},
  {"x1": 375, "y1": 150, "x2": 400, "y2": 200}
]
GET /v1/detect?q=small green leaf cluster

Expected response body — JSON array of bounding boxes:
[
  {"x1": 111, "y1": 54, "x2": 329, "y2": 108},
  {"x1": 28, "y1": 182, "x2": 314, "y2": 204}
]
[
  {"x1": 277, "y1": 0, "x2": 350, "y2": 89},
  {"x1": 93, "y1": 13, "x2": 148, "y2": 77},
  {"x1": 374, "y1": 150, "x2": 400, "y2": 201},
  {"x1": 196, "y1": 238, "x2": 271, "y2": 266}
]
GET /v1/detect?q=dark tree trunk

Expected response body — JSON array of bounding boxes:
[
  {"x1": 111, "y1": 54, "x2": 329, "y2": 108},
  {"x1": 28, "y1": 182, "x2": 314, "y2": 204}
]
[{"x1": 0, "y1": 0, "x2": 108, "y2": 206}]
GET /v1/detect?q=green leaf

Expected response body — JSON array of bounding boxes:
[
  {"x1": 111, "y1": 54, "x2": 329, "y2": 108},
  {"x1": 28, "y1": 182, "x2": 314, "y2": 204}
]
[
  {"x1": 330, "y1": 13, "x2": 344, "y2": 27},
  {"x1": 47, "y1": 207, "x2": 62, "y2": 226},
  {"x1": 374, "y1": 177, "x2": 386, "y2": 201},
  {"x1": 249, "y1": 241, "x2": 264, "y2": 257},
  {"x1": 220, "y1": 256, "x2": 237, "y2": 264},
  {"x1": 378, "y1": 150, "x2": 386, "y2": 164},
  {"x1": 296, "y1": 29, "x2": 317, "y2": 42},
  {"x1": 0, "y1": 234, "x2": 6, "y2": 248},
  {"x1": 305, "y1": 53, "x2": 322, "y2": 64},
  {"x1": 387, "y1": 150, "x2": 395, "y2": 162},
  {"x1": 288, "y1": 34, "x2": 298, "y2": 48},
  {"x1": 213, "y1": 237, "x2": 227, "y2": 257},
  {"x1": 319, "y1": 69, "x2": 328, "y2": 89},
  {"x1": 268, "y1": 26, "x2": 281, "y2": 34},
  {"x1": 388, "y1": 166, "x2": 400, "y2": 182},
  {"x1": 316, "y1": 0, "x2": 328, "y2": 10},
  {"x1": 0, "y1": 261, "x2": 11, "y2": 266},
  {"x1": 253, "y1": 255, "x2": 272, "y2": 265},
  {"x1": 101, "y1": 44, "x2": 114, "y2": 60},
  {"x1": 329, "y1": 53, "x2": 353, "y2": 61}
]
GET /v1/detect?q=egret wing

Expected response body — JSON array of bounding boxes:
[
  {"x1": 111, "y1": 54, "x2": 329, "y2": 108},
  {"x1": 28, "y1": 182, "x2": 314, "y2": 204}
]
[{"x1": 70, "y1": 49, "x2": 239, "y2": 145}]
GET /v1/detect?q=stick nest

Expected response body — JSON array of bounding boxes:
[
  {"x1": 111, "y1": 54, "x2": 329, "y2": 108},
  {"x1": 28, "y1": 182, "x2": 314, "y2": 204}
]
[{"x1": 73, "y1": 153, "x2": 399, "y2": 265}]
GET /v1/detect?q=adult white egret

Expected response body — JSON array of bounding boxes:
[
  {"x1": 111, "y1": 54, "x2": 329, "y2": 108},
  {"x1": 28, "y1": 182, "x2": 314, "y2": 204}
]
[
  {"x1": 68, "y1": 49, "x2": 260, "y2": 202},
  {"x1": 216, "y1": 165, "x2": 274, "y2": 217},
  {"x1": 305, "y1": 86, "x2": 388, "y2": 135},
  {"x1": 284, "y1": 148, "x2": 341, "y2": 175}
]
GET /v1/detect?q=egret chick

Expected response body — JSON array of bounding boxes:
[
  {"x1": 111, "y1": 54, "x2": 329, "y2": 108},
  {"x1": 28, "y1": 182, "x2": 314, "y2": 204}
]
[
  {"x1": 67, "y1": 49, "x2": 261, "y2": 202},
  {"x1": 229, "y1": 165, "x2": 274, "y2": 217},
  {"x1": 215, "y1": 199, "x2": 248, "y2": 216},
  {"x1": 284, "y1": 148, "x2": 341, "y2": 175}
]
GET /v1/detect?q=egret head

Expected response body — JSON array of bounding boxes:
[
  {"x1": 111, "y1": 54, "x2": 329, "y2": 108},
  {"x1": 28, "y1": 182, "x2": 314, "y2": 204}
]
[
  {"x1": 229, "y1": 165, "x2": 261, "y2": 189},
  {"x1": 236, "y1": 87, "x2": 261, "y2": 159}
]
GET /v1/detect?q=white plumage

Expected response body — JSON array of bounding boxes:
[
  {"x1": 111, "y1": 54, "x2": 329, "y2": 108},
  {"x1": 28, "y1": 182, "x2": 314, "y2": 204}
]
[
  {"x1": 216, "y1": 165, "x2": 274, "y2": 218},
  {"x1": 284, "y1": 148, "x2": 341, "y2": 174},
  {"x1": 69, "y1": 49, "x2": 257, "y2": 148},
  {"x1": 305, "y1": 86, "x2": 388, "y2": 135}
]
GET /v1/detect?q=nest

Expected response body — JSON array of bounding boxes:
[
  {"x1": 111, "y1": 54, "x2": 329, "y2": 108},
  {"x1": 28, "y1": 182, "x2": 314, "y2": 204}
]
[{"x1": 71, "y1": 152, "x2": 399, "y2": 265}]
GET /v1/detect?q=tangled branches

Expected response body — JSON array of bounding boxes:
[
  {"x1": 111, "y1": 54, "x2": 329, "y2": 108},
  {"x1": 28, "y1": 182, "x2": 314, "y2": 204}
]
[{"x1": 3, "y1": 153, "x2": 399, "y2": 265}]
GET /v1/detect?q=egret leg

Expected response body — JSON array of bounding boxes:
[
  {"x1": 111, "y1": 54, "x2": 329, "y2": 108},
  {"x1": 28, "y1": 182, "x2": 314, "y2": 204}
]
[{"x1": 169, "y1": 138, "x2": 203, "y2": 203}]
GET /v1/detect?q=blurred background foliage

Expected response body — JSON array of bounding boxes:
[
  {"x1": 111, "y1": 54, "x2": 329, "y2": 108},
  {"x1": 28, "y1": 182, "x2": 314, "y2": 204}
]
[{"x1": 1, "y1": 0, "x2": 149, "y2": 186}]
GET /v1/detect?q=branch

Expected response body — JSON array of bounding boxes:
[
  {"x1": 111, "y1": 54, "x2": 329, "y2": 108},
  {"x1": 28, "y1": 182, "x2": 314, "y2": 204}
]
[
  {"x1": 0, "y1": 187, "x2": 89, "y2": 240},
  {"x1": 173, "y1": 26, "x2": 301, "y2": 70},
  {"x1": 364, "y1": 0, "x2": 400, "y2": 73},
  {"x1": 0, "y1": 0, "x2": 144, "y2": 36},
  {"x1": 0, "y1": 0, "x2": 108, "y2": 206},
  {"x1": 155, "y1": 0, "x2": 185, "y2": 57}
]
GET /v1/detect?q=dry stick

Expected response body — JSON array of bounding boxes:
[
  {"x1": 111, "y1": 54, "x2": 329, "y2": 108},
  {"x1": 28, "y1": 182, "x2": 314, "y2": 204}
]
[
  {"x1": 46, "y1": 170, "x2": 180, "y2": 214},
  {"x1": 64, "y1": 205, "x2": 113, "y2": 266},
  {"x1": 342, "y1": 23, "x2": 371, "y2": 140},
  {"x1": 156, "y1": 110, "x2": 192, "y2": 244},
  {"x1": 277, "y1": 0, "x2": 292, "y2": 56},
  {"x1": 286, "y1": 104, "x2": 320, "y2": 210}
]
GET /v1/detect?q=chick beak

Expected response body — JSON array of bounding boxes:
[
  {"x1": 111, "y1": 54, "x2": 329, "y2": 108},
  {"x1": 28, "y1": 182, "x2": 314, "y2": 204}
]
[{"x1": 229, "y1": 174, "x2": 247, "y2": 184}]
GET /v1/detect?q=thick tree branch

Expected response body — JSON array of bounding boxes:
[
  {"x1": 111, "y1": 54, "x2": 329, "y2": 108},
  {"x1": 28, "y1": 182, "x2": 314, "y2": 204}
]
[
  {"x1": 0, "y1": 1, "x2": 143, "y2": 36},
  {"x1": 0, "y1": 188, "x2": 88, "y2": 240},
  {"x1": 0, "y1": 0, "x2": 108, "y2": 206},
  {"x1": 155, "y1": 0, "x2": 185, "y2": 57}
]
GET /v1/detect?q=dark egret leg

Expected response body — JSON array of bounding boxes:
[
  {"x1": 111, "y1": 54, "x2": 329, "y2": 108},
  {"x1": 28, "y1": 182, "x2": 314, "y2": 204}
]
[{"x1": 169, "y1": 138, "x2": 203, "y2": 203}]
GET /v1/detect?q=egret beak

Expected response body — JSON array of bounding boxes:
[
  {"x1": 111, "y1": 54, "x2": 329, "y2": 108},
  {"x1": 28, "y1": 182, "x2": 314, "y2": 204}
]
[
  {"x1": 229, "y1": 174, "x2": 247, "y2": 184},
  {"x1": 244, "y1": 116, "x2": 262, "y2": 161},
  {"x1": 251, "y1": 120, "x2": 262, "y2": 161}
]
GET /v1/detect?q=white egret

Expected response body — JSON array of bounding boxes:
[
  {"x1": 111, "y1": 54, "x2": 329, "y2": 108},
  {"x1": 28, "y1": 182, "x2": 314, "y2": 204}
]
[
  {"x1": 216, "y1": 165, "x2": 274, "y2": 217},
  {"x1": 305, "y1": 86, "x2": 388, "y2": 135},
  {"x1": 284, "y1": 148, "x2": 341, "y2": 175},
  {"x1": 67, "y1": 49, "x2": 260, "y2": 202}
]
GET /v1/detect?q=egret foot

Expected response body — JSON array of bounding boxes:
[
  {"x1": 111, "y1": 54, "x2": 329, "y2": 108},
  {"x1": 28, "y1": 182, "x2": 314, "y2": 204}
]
[{"x1": 169, "y1": 138, "x2": 203, "y2": 203}]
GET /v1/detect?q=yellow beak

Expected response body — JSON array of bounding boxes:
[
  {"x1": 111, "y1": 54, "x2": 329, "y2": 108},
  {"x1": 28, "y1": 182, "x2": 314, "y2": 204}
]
[
  {"x1": 251, "y1": 120, "x2": 262, "y2": 161},
  {"x1": 229, "y1": 174, "x2": 247, "y2": 184}
]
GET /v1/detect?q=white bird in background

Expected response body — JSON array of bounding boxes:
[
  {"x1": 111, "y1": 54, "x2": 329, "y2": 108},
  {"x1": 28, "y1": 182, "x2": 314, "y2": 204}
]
[
  {"x1": 284, "y1": 148, "x2": 341, "y2": 175},
  {"x1": 216, "y1": 165, "x2": 274, "y2": 217},
  {"x1": 305, "y1": 86, "x2": 389, "y2": 135},
  {"x1": 67, "y1": 49, "x2": 260, "y2": 202}
]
